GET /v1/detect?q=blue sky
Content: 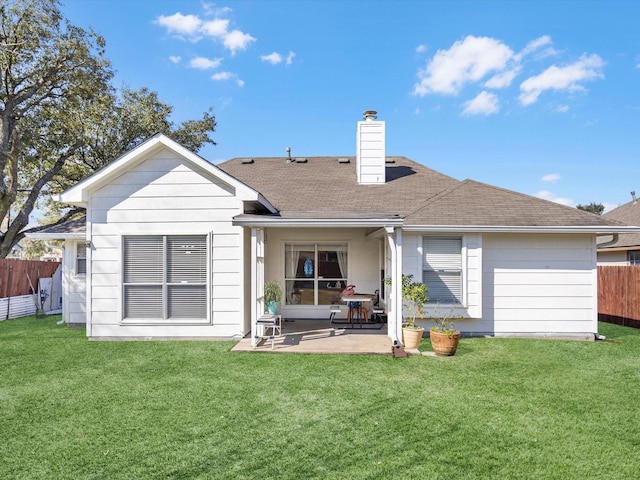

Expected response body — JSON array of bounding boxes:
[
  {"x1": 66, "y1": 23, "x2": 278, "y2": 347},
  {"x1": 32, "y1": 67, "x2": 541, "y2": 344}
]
[{"x1": 62, "y1": 0, "x2": 640, "y2": 212}]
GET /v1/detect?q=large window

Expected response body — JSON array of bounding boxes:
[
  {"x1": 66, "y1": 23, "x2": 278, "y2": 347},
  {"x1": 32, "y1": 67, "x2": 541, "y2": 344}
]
[
  {"x1": 123, "y1": 235, "x2": 207, "y2": 323},
  {"x1": 630, "y1": 251, "x2": 640, "y2": 266},
  {"x1": 285, "y1": 243, "x2": 348, "y2": 305},
  {"x1": 422, "y1": 236, "x2": 462, "y2": 304}
]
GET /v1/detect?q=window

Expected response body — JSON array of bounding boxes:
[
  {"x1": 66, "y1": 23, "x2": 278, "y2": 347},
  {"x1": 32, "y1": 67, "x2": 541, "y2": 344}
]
[
  {"x1": 630, "y1": 251, "x2": 640, "y2": 266},
  {"x1": 76, "y1": 243, "x2": 87, "y2": 275},
  {"x1": 422, "y1": 236, "x2": 462, "y2": 304},
  {"x1": 123, "y1": 235, "x2": 207, "y2": 323},
  {"x1": 285, "y1": 243, "x2": 347, "y2": 305}
]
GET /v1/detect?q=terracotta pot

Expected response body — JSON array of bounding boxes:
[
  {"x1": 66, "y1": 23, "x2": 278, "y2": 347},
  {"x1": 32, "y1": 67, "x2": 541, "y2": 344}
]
[
  {"x1": 429, "y1": 329, "x2": 461, "y2": 356},
  {"x1": 402, "y1": 327, "x2": 424, "y2": 349}
]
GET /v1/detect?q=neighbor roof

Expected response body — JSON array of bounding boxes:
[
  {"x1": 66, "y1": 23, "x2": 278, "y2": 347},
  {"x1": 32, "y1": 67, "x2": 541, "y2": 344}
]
[
  {"x1": 218, "y1": 156, "x2": 624, "y2": 230},
  {"x1": 26, "y1": 215, "x2": 87, "y2": 240},
  {"x1": 598, "y1": 200, "x2": 640, "y2": 249}
]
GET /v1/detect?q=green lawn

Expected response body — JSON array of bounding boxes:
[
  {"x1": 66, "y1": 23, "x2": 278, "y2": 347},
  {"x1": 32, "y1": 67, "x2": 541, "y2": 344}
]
[{"x1": 1, "y1": 317, "x2": 639, "y2": 479}]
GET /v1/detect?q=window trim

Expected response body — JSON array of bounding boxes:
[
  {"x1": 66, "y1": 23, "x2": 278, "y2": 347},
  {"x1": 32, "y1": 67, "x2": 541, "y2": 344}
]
[
  {"x1": 629, "y1": 250, "x2": 640, "y2": 266},
  {"x1": 121, "y1": 234, "x2": 210, "y2": 325}
]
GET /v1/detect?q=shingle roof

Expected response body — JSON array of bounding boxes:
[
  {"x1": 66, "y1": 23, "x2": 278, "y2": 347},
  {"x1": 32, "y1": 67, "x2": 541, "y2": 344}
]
[
  {"x1": 599, "y1": 200, "x2": 640, "y2": 248},
  {"x1": 218, "y1": 156, "x2": 459, "y2": 219},
  {"x1": 218, "y1": 156, "x2": 622, "y2": 228},
  {"x1": 26, "y1": 215, "x2": 87, "y2": 238}
]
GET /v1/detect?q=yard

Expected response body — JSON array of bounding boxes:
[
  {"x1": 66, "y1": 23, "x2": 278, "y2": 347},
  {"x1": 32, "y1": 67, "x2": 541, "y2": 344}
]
[{"x1": 1, "y1": 316, "x2": 639, "y2": 479}]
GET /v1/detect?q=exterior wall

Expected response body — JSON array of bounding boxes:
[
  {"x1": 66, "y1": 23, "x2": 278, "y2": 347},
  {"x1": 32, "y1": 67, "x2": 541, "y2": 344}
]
[
  {"x1": 64, "y1": 240, "x2": 87, "y2": 326},
  {"x1": 86, "y1": 151, "x2": 245, "y2": 338},
  {"x1": 597, "y1": 250, "x2": 628, "y2": 265},
  {"x1": 264, "y1": 227, "x2": 382, "y2": 319},
  {"x1": 402, "y1": 233, "x2": 482, "y2": 327},
  {"x1": 482, "y1": 233, "x2": 597, "y2": 338}
]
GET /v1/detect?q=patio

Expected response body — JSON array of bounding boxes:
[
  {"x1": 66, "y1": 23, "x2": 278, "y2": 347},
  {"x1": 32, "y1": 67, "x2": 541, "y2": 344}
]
[{"x1": 232, "y1": 319, "x2": 397, "y2": 355}]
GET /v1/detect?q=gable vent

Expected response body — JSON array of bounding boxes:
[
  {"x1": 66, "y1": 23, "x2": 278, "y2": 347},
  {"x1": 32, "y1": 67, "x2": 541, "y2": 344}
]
[{"x1": 241, "y1": 158, "x2": 254, "y2": 164}]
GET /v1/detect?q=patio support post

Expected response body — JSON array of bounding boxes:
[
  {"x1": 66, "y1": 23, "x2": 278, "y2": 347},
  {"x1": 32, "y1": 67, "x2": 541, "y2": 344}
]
[
  {"x1": 386, "y1": 226, "x2": 403, "y2": 345},
  {"x1": 250, "y1": 228, "x2": 265, "y2": 347}
]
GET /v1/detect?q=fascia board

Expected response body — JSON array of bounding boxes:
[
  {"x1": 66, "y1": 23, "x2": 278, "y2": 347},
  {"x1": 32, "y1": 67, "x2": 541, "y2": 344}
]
[
  {"x1": 402, "y1": 225, "x2": 640, "y2": 234},
  {"x1": 232, "y1": 217, "x2": 404, "y2": 228},
  {"x1": 25, "y1": 232, "x2": 86, "y2": 240}
]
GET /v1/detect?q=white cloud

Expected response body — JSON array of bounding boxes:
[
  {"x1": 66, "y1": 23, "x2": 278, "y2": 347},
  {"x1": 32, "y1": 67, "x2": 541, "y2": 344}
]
[
  {"x1": 555, "y1": 104, "x2": 569, "y2": 113},
  {"x1": 484, "y1": 67, "x2": 521, "y2": 88},
  {"x1": 515, "y1": 35, "x2": 553, "y2": 61},
  {"x1": 223, "y1": 29, "x2": 256, "y2": 55},
  {"x1": 413, "y1": 35, "x2": 514, "y2": 96},
  {"x1": 535, "y1": 190, "x2": 574, "y2": 207},
  {"x1": 519, "y1": 54, "x2": 605, "y2": 105},
  {"x1": 155, "y1": 10, "x2": 255, "y2": 55},
  {"x1": 461, "y1": 91, "x2": 500, "y2": 116},
  {"x1": 155, "y1": 12, "x2": 201, "y2": 36},
  {"x1": 261, "y1": 51, "x2": 295, "y2": 66},
  {"x1": 261, "y1": 52, "x2": 283, "y2": 65},
  {"x1": 286, "y1": 51, "x2": 296, "y2": 65},
  {"x1": 169, "y1": 55, "x2": 182, "y2": 64},
  {"x1": 541, "y1": 173, "x2": 561, "y2": 183},
  {"x1": 211, "y1": 71, "x2": 244, "y2": 87},
  {"x1": 416, "y1": 44, "x2": 427, "y2": 54},
  {"x1": 189, "y1": 56, "x2": 222, "y2": 69},
  {"x1": 201, "y1": 18, "x2": 229, "y2": 37}
]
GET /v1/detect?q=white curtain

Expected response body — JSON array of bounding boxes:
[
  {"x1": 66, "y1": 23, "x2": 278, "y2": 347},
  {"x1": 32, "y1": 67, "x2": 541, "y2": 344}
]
[
  {"x1": 336, "y1": 248, "x2": 348, "y2": 286},
  {"x1": 285, "y1": 246, "x2": 300, "y2": 304}
]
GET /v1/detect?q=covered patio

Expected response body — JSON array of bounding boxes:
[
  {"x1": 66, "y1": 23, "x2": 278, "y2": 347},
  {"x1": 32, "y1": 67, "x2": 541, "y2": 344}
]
[{"x1": 232, "y1": 319, "x2": 401, "y2": 355}]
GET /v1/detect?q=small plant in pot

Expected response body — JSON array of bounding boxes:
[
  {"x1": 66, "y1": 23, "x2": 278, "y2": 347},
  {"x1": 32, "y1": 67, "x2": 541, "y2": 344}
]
[
  {"x1": 429, "y1": 300, "x2": 462, "y2": 356},
  {"x1": 386, "y1": 275, "x2": 429, "y2": 349},
  {"x1": 264, "y1": 281, "x2": 283, "y2": 314}
]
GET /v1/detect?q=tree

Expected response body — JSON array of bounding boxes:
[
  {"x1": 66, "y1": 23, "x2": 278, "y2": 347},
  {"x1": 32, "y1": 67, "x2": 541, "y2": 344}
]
[
  {"x1": 577, "y1": 202, "x2": 604, "y2": 215},
  {"x1": 0, "y1": 0, "x2": 216, "y2": 257}
]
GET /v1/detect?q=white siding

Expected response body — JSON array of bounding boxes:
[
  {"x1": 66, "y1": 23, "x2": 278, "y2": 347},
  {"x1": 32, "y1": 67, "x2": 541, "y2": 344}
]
[
  {"x1": 64, "y1": 240, "x2": 87, "y2": 327},
  {"x1": 482, "y1": 233, "x2": 597, "y2": 338},
  {"x1": 597, "y1": 250, "x2": 628, "y2": 265},
  {"x1": 402, "y1": 233, "x2": 482, "y2": 326},
  {"x1": 86, "y1": 150, "x2": 246, "y2": 339}
]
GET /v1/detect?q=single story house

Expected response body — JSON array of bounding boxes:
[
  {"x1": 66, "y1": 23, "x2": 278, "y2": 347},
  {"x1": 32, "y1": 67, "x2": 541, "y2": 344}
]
[
  {"x1": 597, "y1": 192, "x2": 640, "y2": 265},
  {"x1": 29, "y1": 111, "x2": 640, "y2": 344}
]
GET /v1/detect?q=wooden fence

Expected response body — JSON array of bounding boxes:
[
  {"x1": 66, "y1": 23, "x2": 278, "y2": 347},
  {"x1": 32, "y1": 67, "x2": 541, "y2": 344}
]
[
  {"x1": 598, "y1": 266, "x2": 640, "y2": 328},
  {"x1": 0, "y1": 259, "x2": 61, "y2": 299}
]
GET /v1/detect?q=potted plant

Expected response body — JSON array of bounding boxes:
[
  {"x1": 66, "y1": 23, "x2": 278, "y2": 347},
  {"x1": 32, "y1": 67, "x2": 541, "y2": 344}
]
[
  {"x1": 386, "y1": 275, "x2": 429, "y2": 349},
  {"x1": 264, "y1": 281, "x2": 283, "y2": 314},
  {"x1": 429, "y1": 301, "x2": 462, "y2": 356}
]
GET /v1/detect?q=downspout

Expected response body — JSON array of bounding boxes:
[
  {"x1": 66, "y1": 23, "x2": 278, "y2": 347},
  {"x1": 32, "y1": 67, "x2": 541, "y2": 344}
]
[{"x1": 596, "y1": 233, "x2": 618, "y2": 248}]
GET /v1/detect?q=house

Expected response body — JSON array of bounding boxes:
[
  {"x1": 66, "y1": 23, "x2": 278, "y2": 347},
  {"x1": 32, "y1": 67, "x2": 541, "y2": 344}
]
[
  {"x1": 597, "y1": 192, "x2": 640, "y2": 265},
  {"x1": 28, "y1": 111, "x2": 639, "y2": 343}
]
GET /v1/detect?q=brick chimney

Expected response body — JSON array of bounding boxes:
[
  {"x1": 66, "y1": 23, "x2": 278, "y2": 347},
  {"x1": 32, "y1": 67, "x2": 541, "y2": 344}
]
[{"x1": 356, "y1": 110, "x2": 385, "y2": 184}]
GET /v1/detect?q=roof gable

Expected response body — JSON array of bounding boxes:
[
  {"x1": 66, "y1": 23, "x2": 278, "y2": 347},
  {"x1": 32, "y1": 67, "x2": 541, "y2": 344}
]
[{"x1": 58, "y1": 134, "x2": 272, "y2": 210}]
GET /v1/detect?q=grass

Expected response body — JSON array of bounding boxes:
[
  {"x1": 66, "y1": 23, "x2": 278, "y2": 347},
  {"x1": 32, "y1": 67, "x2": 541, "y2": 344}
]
[{"x1": 1, "y1": 317, "x2": 640, "y2": 479}]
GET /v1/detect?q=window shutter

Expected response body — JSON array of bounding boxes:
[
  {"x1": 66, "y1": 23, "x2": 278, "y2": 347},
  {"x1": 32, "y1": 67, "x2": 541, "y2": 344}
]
[
  {"x1": 125, "y1": 285, "x2": 163, "y2": 318},
  {"x1": 167, "y1": 236, "x2": 207, "y2": 283},
  {"x1": 124, "y1": 237, "x2": 163, "y2": 283},
  {"x1": 423, "y1": 237, "x2": 462, "y2": 303}
]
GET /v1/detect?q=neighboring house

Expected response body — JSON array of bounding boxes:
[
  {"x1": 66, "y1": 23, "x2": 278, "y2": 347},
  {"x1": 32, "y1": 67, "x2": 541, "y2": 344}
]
[
  {"x1": 597, "y1": 193, "x2": 640, "y2": 265},
  {"x1": 28, "y1": 111, "x2": 639, "y2": 343}
]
